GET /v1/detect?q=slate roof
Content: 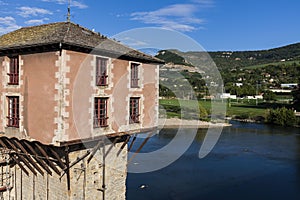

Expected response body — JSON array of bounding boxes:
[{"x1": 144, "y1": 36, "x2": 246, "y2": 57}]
[{"x1": 0, "y1": 22, "x2": 164, "y2": 64}]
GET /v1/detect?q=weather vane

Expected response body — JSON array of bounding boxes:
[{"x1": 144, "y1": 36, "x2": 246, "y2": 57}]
[{"x1": 67, "y1": 0, "x2": 71, "y2": 22}]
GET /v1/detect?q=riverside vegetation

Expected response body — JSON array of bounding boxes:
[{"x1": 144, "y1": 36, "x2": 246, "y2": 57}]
[{"x1": 160, "y1": 99, "x2": 299, "y2": 126}]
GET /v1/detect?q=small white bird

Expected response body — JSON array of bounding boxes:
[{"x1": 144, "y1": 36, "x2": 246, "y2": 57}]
[{"x1": 139, "y1": 184, "x2": 148, "y2": 189}]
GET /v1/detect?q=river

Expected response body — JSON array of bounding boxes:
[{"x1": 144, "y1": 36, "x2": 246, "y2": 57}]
[{"x1": 126, "y1": 121, "x2": 300, "y2": 200}]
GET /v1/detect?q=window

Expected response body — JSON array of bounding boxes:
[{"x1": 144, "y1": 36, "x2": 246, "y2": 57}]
[
  {"x1": 129, "y1": 97, "x2": 140, "y2": 124},
  {"x1": 94, "y1": 98, "x2": 108, "y2": 128},
  {"x1": 7, "y1": 56, "x2": 19, "y2": 85},
  {"x1": 130, "y1": 63, "x2": 139, "y2": 88},
  {"x1": 7, "y1": 96, "x2": 19, "y2": 128},
  {"x1": 96, "y1": 57, "x2": 108, "y2": 86}
]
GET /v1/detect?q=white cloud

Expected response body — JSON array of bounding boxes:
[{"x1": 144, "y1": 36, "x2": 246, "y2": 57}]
[
  {"x1": 119, "y1": 37, "x2": 149, "y2": 47},
  {"x1": 131, "y1": 4, "x2": 206, "y2": 32},
  {"x1": 130, "y1": 0, "x2": 214, "y2": 32},
  {"x1": 25, "y1": 18, "x2": 50, "y2": 25},
  {"x1": 17, "y1": 7, "x2": 53, "y2": 18},
  {"x1": 71, "y1": 1, "x2": 88, "y2": 9},
  {"x1": 145, "y1": 4, "x2": 198, "y2": 17},
  {"x1": 41, "y1": 0, "x2": 88, "y2": 9},
  {"x1": 162, "y1": 22, "x2": 198, "y2": 32},
  {"x1": 0, "y1": 16, "x2": 21, "y2": 35},
  {"x1": 191, "y1": 0, "x2": 214, "y2": 7}
]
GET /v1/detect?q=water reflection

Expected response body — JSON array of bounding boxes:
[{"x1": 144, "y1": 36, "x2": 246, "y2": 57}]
[
  {"x1": 127, "y1": 122, "x2": 300, "y2": 200},
  {"x1": 157, "y1": 128, "x2": 207, "y2": 142},
  {"x1": 129, "y1": 128, "x2": 207, "y2": 154},
  {"x1": 296, "y1": 134, "x2": 300, "y2": 180}
]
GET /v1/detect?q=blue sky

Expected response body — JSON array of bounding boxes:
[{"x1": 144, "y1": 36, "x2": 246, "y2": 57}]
[{"x1": 0, "y1": 0, "x2": 299, "y2": 51}]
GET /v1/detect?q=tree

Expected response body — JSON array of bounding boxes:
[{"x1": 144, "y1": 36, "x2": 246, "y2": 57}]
[
  {"x1": 292, "y1": 83, "x2": 300, "y2": 110},
  {"x1": 199, "y1": 104, "x2": 208, "y2": 121},
  {"x1": 237, "y1": 85, "x2": 256, "y2": 97},
  {"x1": 266, "y1": 107, "x2": 296, "y2": 126},
  {"x1": 159, "y1": 84, "x2": 175, "y2": 98},
  {"x1": 263, "y1": 90, "x2": 276, "y2": 101}
]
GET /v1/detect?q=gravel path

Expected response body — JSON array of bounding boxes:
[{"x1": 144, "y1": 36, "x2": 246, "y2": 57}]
[{"x1": 158, "y1": 118, "x2": 231, "y2": 128}]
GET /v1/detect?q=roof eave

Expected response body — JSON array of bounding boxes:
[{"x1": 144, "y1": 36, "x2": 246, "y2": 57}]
[
  {"x1": 0, "y1": 42, "x2": 62, "y2": 56},
  {"x1": 61, "y1": 42, "x2": 165, "y2": 64},
  {"x1": 0, "y1": 42, "x2": 165, "y2": 64}
]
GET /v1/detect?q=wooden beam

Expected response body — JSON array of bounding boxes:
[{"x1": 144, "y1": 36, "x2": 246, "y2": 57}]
[
  {"x1": 58, "y1": 127, "x2": 156, "y2": 147},
  {"x1": 65, "y1": 147, "x2": 70, "y2": 191},
  {"x1": 23, "y1": 141, "x2": 52, "y2": 175},
  {"x1": 4, "y1": 139, "x2": 37, "y2": 176},
  {"x1": 87, "y1": 140, "x2": 103, "y2": 164},
  {"x1": 128, "y1": 135, "x2": 137, "y2": 151},
  {"x1": 128, "y1": 132, "x2": 154, "y2": 164},
  {"x1": 35, "y1": 143, "x2": 61, "y2": 175},
  {"x1": 10, "y1": 154, "x2": 29, "y2": 176},
  {"x1": 49, "y1": 147, "x2": 66, "y2": 169},
  {"x1": 117, "y1": 135, "x2": 131, "y2": 156},
  {"x1": 0, "y1": 139, "x2": 29, "y2": 176},
  {"x1": 104, "y1": 137, "x2": 119, "y2": 158},
  {"x1": 60, "y1": 150, "x2": 90, "y2": 178},
  {"x1": 12, "y1": 139, "x2": 44, "y2": 176}
]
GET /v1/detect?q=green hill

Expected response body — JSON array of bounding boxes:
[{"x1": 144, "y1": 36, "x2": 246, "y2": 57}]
[
  {"x1": 208, "y1": 42, "x2": 300, "y2": 70},
  {"x1": 155, "y1": 42, "x2": 300, "y2": 94},
  {"x1": 155, "y1": 50, "x2": 192, "y2": 66},
  {"x1": 156, "y1": 42, "x2": 300, "y2": 70}
]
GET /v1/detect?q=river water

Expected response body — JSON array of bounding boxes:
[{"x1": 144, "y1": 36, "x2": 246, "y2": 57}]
[{"x1": 126, "y1": 121, "x2": 300, "y2": 200}]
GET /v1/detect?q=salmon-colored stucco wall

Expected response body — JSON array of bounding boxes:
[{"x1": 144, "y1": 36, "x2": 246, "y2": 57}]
[
  {"x1": 0, "y1": 56, "x2": 23, "y2": 136},
  {"x1": 142, "y1": 64, "x2": 158, "y2": 128},
  {"x1": 65, "y1": 51, "x2": 158, "y2": 142},
  {"x1": 22, "y1": 52, "x2": 58, "y2": 143},
  {"x1": 110, "y1": 59, "x2": 130, "y2": 131},
  {"x1": 65, "y1": 51, "x2": 93, "y2": 141}
]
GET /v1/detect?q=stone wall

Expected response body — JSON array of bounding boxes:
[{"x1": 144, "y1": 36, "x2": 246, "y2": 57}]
[{"x1": 0, "y1": 142, "x2": 127, "y2": 200}]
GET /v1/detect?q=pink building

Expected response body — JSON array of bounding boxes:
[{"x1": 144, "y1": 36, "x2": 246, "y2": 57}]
[
  {"x1": 0, "y1": 22, "x2": 163, "y2": 144},
  {"x1": 0, "y1": 22, "x2": 162, "y2": 199}
]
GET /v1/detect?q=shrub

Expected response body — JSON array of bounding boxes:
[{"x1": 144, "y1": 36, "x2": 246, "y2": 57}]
[
  {"x1": 266, "y1": 107, "x2": 296, "y2": 126},
  {"x1": 263, "y1": 90, "x2": 276, "y2": 101},
  {"x1": 199, "y1": 104, "x2": 208, "y2": 120}
]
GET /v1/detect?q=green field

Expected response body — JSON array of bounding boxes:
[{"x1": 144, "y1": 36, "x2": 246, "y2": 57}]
[{"x1": 159, "y1": 99, "x2": 268, "y2": 120}]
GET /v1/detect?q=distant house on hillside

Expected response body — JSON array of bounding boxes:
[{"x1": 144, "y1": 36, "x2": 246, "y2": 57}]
[
  {"x1": 246, "y1": 95, "x2": 263, "y2": 100},
  {"x1": 220, "y1": 93, "x2": 237, "y2": 99},
  {"x1": 235, "y1": 83, "x2": 243, "y2": 87},
  {"x1": 280, "y1": 83, "x2": 298, "y2": 89},
  {"x1": 0, "y1": 22, "x2": 163, "y2": 199}
]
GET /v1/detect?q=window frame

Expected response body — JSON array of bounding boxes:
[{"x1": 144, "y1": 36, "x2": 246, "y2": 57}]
[
  {"x1": 129, "y1": 97, "x2": 140, "y2": 124},
  {"x1": 7, "y1": 56, "x2": 19, "y2": 85},
  {"x1": 130, "y1": 63, "x2": 140, "y2": 88},
  {"x1": 95, "y1": 57, "x2": 108, "y2": 86},
  {"x1": 7, "y1": 96, "x2": 20, "y2": 128},
  {"x1": 94, "y1": 97, "x2": 109, "y2": 128}
]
